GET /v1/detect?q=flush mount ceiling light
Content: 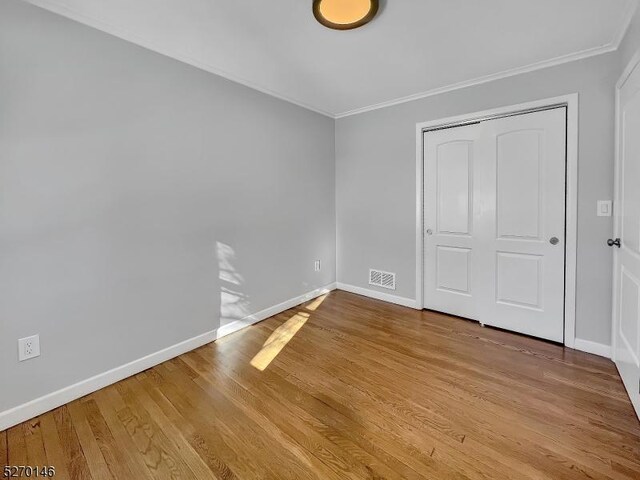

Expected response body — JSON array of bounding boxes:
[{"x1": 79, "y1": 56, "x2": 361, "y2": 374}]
[{"x1": 313, "y1": 0, "x2": 379, "y2": 30}]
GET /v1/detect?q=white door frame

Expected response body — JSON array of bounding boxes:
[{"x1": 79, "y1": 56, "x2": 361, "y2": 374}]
[
  {"x1": 612, "y1": 49, "x2": 640, "y2": 362},
  {"x1": 415, "y1": 94, "x2": 579, "y2": 348}
]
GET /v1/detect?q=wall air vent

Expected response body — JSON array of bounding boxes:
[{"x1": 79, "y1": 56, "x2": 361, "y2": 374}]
[{"x1": 369, "y1": 269, "x2": 396, "y2": 290}]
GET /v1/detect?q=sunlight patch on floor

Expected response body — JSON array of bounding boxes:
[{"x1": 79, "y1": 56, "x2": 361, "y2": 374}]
[
  {"x1": 250, "y1": 312, "x2": 310, "y2": 371},
  {"x1": 305, "y1": 293, "x2": 328, "y2": 312}
]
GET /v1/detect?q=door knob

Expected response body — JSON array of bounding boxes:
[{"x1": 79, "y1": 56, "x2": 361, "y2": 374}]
[
  {"x1": 607, "y1": 238, "x2": 621, "y2": 248},
  {"x1": 550, "y1": 237, "x2": 559, "y2": 245},
  {"x1": 426, "y1": 229, "x2": 433, "y2": 236}
]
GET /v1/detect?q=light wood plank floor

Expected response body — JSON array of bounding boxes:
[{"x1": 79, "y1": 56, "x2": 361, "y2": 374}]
[{"x1": 3, "y1": 291, "x2": 640, "y2": 479}]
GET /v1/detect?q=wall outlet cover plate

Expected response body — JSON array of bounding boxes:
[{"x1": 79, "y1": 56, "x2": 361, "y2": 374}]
[{"x1": 18, "y1": 334, "x2": 41, "y2": 361}]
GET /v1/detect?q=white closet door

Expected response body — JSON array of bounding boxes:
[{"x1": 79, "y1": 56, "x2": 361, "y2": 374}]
[
  {"x1": 423, "y1": 123, "x2": 481, "y2": 319},
  {"x1": 477, "y1": 108, "x2": 566, "y2": 342},
  {"x1": 613, "y1": 57, "x2": 640, "y2": 417},
  {"x1": 424, "y1": 108, "x2": 566, "y2": 342}
]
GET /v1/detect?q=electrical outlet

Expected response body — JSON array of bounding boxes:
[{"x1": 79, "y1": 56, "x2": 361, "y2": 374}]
[
  {"x1": 314, "y1": 260, "x2": 321, "y2": 272},
  {"x1": 18, "y1": 334, "x2": 40, "y2": 362}
]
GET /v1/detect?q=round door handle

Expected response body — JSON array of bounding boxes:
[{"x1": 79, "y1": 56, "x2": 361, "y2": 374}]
[
  {"x1": 550, "y1": 237, "x2": 559, "y2": 245},
  {"x1": 607, "y1": 238, "x2": 621, "y2": 248},
  {"x1": 426, "y1": 229, "x2": 433, "y2": 236}
]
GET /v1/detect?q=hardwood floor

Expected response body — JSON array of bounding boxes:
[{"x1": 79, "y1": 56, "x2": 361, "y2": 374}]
[{"x1": 3, "y1": 290, "x2": 640, "y2": 479}]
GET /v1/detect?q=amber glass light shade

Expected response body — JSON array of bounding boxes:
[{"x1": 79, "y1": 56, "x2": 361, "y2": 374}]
[{"x1": 313, "y1": 0, "x2": 379, "y2": 30}]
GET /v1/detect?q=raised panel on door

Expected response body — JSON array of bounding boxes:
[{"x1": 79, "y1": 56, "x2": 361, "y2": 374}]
[
  {"x1": 496, "y1": 130, "x2": 543, "y2": 240},
  {"x1": 476, "y1": 108, "x2": 566, "y2": 342},
  {"x1": 614, "y1": 58, "x2": 640, "y2": 418},
  {"x1": 424, "y1": 124, "x2": 480, "y2": 319},
  {"x1": 436, "y1": 246, "x2": 471, "y2": 295},
  {"x1": 437, "y1": 142, "x2": 472, "y2": 235},
  {"x1": 622, "y1": 91, "x2": 640, "y2": 256},
  {"x1": 620, "y1": 267, "x2": 640, "y2": 366},
  {"x1": 495, "y1": 252, "x2": 543, "y2": 310}
]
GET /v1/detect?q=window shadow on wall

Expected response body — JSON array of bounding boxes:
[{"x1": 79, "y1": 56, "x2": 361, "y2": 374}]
[{"x1": 217, "y1": 241, "x2": 250, "y2": 327}]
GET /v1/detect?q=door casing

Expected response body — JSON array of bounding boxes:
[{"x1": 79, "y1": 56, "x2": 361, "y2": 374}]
[{"x1": 415, "y1": 94, "x2": 579, "y2": 348}]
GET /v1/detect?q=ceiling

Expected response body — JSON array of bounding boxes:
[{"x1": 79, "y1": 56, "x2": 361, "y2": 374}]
[{"x1": 26, "y1": 0, "x2": 638, "y2": 118}]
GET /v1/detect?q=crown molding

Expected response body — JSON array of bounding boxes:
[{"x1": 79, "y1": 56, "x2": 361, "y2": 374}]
[
  {"x1": 336, "y1": 1, "x2": 638, "y2": 118},
  {"x1": 25, "y1": 0, "x2": 639, "y2": 120},
  {"x1": 612, "y1": 0, "x2": 639, "y2": 49},
  {"x1": 335, "y1": 44, "x2": 617, "y2": 118},
  {"x1": 24, "y1": 0, "x2": 336, "y2": 119}
]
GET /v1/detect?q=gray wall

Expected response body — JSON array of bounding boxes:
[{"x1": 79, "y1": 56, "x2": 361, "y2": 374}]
[
  {"x1": 336, "y1": 52, "x2": 620, "y2": 346},
  {"x1": 0, "y1": 0, "x2": 335, "y2": 412},
  {"x1": 620, "y1": 3, "x2": 640, "y2": 72}
]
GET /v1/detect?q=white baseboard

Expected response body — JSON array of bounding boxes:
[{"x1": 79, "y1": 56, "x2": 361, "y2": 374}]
[
  {"x1": 215, "y1": 283, "x2": 337, "y2": 339},
  {"x1": 0, "y1": 329, "x2": 218, "y2": 432},
  {"x1": 0, "y1": 283, "x2": 336, "y2": 431},
  {"x1": 336, "y1": 282, "x2": 419, "y2": 309},
  {"x1": 334, "y1": 285, "x2": 614, "y2": 360},
  {"x1": 573, "y1": 338, "x2": 612, "y2": 358}
]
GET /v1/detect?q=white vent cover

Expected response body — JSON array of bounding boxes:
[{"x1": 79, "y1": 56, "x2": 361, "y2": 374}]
[{"x1": 369, "y1": 269, "x2": 396, "y2": 290}]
